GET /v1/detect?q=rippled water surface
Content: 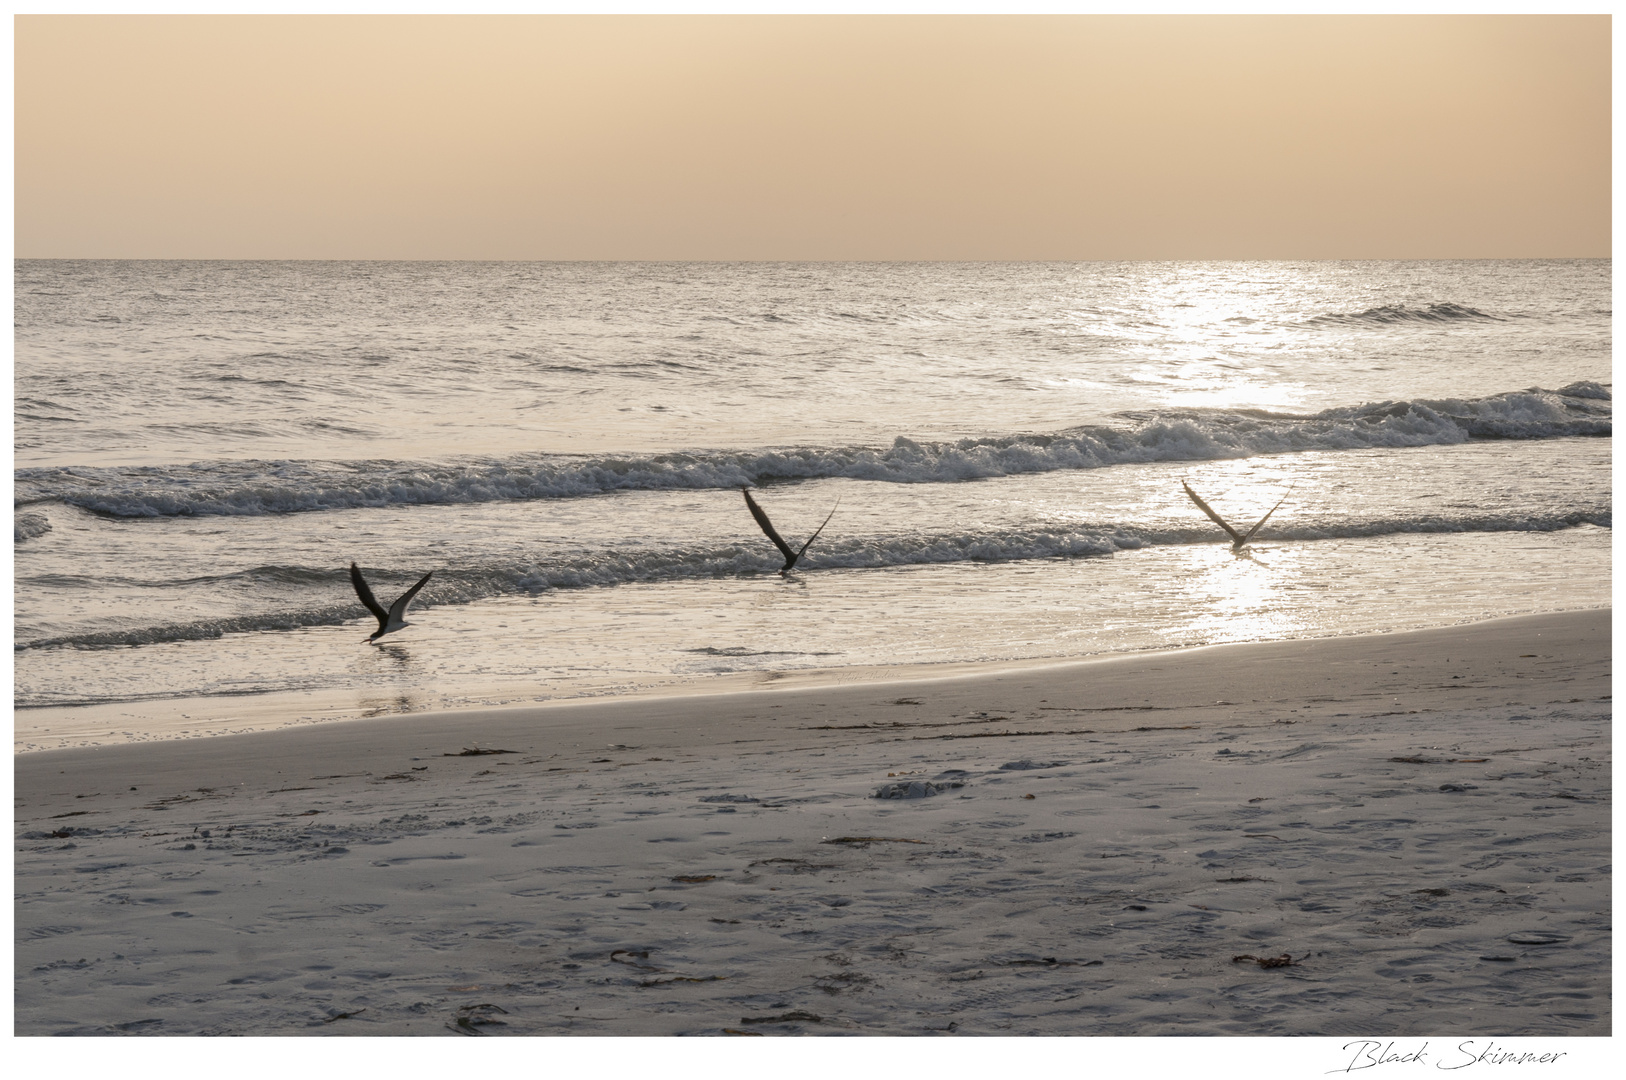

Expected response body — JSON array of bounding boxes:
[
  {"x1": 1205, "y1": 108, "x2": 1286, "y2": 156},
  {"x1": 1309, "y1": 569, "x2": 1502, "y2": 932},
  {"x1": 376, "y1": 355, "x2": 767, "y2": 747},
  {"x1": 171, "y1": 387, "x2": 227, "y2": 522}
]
[{"x1": 13, "y1": 260, "x2": 1610, "y2": 747}]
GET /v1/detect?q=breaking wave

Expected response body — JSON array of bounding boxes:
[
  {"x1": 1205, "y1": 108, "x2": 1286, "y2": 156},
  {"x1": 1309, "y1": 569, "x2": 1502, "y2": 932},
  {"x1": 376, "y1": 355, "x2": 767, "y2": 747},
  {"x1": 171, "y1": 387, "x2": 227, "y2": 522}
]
[
  {"x1": 13, "y1": 385, "x2": 1610, "y2": 520},
  {"x1": 14, "y1": 512, "x2": 51, "y2": 542},
  {"x1": 1307, "y1": 302, "x2": 1504, "y2": 326},
  {"x1": 16, "y1": 506, "x2": 1608, "y2": 653}
]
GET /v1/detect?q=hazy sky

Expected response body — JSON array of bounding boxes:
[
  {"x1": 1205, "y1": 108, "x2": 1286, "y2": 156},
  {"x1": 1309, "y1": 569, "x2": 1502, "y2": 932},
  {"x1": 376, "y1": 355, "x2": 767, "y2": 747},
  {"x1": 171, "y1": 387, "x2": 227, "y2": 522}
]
[{"x1": 14, "y1": 14, "x2": 1611, "y2": 260}]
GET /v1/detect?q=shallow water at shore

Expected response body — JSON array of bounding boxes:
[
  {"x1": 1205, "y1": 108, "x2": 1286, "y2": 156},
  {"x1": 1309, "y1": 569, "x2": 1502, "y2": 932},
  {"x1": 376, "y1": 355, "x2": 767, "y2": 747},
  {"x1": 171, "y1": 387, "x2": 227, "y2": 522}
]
[{"x1": 16, "y1": 525, "x2": 1608, "y2": 752}]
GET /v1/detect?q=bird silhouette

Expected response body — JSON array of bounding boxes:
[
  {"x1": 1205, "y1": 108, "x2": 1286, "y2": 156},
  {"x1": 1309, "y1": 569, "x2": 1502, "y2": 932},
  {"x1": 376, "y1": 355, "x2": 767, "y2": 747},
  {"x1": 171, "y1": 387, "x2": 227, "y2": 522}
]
[
  {"x1": 741, "y1": 486, "x2": 840, "y2": 575},
  {"x1": 350, "y1": 562, "x2": 434, "y2": 642},
  {"x1": 1181, "y1": 480, "x2": 1293, "y2": 550}
]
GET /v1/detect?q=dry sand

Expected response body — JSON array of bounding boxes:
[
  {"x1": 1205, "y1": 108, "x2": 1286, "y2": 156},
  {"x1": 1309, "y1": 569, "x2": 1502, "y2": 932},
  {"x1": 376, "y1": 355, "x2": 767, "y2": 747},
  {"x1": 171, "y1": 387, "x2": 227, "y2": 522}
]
[{"x1": 13, "y1": 609, "x2": 1610, "y2": 1037}]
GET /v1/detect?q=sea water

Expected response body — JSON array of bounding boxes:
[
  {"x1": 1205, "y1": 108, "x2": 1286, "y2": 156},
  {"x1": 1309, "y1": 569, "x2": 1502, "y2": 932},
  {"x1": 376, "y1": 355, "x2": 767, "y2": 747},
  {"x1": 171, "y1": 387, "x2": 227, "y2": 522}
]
[{"x1": 13, "y1": 260, "x2": 1610, "y2": 749}]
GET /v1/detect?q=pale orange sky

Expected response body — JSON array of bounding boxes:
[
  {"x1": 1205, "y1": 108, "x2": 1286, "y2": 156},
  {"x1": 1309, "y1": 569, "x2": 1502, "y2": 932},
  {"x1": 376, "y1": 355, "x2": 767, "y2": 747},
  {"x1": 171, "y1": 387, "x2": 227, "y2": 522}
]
[{"x1": 13, "y1": 14, "x2": 1611, "y2": 260}]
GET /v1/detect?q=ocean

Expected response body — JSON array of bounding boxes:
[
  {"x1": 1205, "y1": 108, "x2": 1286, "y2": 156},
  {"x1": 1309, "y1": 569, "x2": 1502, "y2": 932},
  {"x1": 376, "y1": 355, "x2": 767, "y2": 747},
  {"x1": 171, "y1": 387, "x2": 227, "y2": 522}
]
[{"x1": 12, "y1": 259, "x2": 1611, "y2": 750}]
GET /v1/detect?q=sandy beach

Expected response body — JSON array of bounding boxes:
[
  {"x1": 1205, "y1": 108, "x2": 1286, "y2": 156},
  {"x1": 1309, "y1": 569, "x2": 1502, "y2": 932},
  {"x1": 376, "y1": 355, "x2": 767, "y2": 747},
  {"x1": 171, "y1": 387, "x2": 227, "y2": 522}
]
[{"x1": 13, "y1": 609, "x2": 1609, "y2": 1037}]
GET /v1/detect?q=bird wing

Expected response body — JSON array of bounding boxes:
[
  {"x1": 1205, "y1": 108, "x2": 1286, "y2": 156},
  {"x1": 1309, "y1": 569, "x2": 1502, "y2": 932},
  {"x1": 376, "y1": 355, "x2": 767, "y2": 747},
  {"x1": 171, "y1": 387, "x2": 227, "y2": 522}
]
[
  {"x1": 742, "y1": 488, "x2": 796, "y2": 564},
  {"x1": 387, "y1": 570, "x2": 434, "y2": 626},
  {"x1": 795, "y1": 497, "x2": 841, "y2": 561},
  {"x1": 1182, "y1": 482, "x2": 1245, "y2": 546},
  {"x1": 350, "y1": 562, "x2": 389, "y2": 626},
  {"x1": 1239, "y1": 485, "x2": 1294, "y2": 546}
]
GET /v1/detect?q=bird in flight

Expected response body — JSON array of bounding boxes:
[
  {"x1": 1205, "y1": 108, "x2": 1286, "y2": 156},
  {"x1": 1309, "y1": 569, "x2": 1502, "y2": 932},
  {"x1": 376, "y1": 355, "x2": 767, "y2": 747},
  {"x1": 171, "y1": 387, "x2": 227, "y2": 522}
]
[
  {"x1": 1181, "y1": 480, "x2": 1293, "y2": 550},
  {"x1": 741, "y1": 486, "x2": 840, "y2": 575},
  {"x1": 350, "y1": 562, "x2": 434, "y2": 642}
]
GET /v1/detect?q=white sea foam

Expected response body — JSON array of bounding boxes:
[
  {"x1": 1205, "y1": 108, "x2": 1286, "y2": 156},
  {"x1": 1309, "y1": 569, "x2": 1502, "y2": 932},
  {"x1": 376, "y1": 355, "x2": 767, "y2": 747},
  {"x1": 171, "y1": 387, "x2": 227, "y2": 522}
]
[
  {"x1": 14, "y1": 386, "x2": 1608, "y2": 519},
  {"x1": 13, "y1": 512, "x2": 51, "y2": 542},
  {"x1": 16, "y1": 507, "x2": 1609, "y2": 654}
]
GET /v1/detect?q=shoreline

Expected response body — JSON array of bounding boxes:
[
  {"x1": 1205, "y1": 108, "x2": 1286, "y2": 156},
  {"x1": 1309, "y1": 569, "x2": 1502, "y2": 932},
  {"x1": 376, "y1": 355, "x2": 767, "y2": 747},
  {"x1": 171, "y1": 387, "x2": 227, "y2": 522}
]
[
  {"x1": 14, "y1": 604, "x2": 1611, "y2": 755},
  {"x1": 15, "y1": 608, "x2": 1610, "y2": 1035}
]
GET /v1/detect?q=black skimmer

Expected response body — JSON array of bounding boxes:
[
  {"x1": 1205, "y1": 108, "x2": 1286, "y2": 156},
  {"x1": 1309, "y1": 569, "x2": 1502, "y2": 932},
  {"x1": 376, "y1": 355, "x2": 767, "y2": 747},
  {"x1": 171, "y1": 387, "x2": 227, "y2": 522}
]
[
  {"x1": 350, "y1": 562, "x2": 434, "y2": 642},
  {"x1": 1181, "y1": 480, "x2": 1292, "y2": 550},
  {"x1": 741, "y1": 486, "x2": 840, "y2": 575}
]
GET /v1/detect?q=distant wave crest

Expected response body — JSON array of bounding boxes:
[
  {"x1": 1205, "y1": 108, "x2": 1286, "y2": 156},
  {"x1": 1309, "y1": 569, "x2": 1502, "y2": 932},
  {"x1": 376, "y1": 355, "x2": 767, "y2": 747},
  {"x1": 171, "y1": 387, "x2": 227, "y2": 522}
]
[
  {"x1": 14, "y1": 385, "x2": 1609, "y2": 519},
  {"x1": 14, "y1": 512, "x2": 51, "y2": 542},
  {"x1": 1308, "y1": 301, "x2": 1503, "y2": 326}
]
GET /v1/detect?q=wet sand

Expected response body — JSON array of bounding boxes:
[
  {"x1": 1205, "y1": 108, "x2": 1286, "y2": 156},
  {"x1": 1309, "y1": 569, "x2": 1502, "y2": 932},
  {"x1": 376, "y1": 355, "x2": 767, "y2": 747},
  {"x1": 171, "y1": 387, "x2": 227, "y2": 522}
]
[{"x1": 13, "y1": 609, "x2": 1610, "y2": 1036}]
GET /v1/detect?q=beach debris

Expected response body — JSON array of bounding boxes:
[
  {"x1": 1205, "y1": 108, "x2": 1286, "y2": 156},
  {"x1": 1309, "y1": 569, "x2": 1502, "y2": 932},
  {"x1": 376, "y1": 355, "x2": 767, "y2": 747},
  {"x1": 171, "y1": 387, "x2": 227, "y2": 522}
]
[
  {"x1": 1506, "y1": 932, "x2": 1571, "y2": 945},
  {"x1": 445, "y1": 747, "x2": 518, "y2": 756},
  {"x1": 1438, "y1": 783, "x2": 1478, "y2": 792},
  {"x1": 815, "y1": 972, "x2": 874, "y2": 993},
  {"x1": 872, "y1": 779, "x2": 963, "y2": 799},
  {"x1": 914, "y1": 728, "x2": 1096, "y2": 741},
  {"x1": 320, "y1": 1008, "x2": 368, "y2": 1024},
  {"x1": 672, "y1": 875, "x2": 718, "y2": 883},
  {"x1": 890, "y1": 698, "x2": 923, "y2": 705},
  {"x1": 1000, "y1": 759, "x2": 1070, "y2": 770},
  {"x1": 1216, "y1": 876, "x2": 1273, "y2": 883},
  {"x1": 1001, "y1": 957, "x2": 1101, "y2": 968},
  {"x1": 1391, "y1": 755, "x2": 1485, "y2": 764},
  {"x1": 1232, "y1": 953, "x2": 1301, "y2": 969},
  {"x1": 823, "y1": 836, "x2": 924, "y2": 846},
  {"x1": 722, "y1": 1028, "x2": 764, "y2": 1036},
  {"x1": 611, "y1": 949, "x2": 666, "y2": 972},
  {"x1": 740, "y1": 1010, "x2": 826, "y2": 1025},
  {"x1": 449, "y1": 1003, "x2": 508, "y2": 1035},
  {"x1": 113, "y1": 1019, "x2": 164, "y2": 1032},
  {"x1": 750, "y1": 857, "x2": 840, "y2": 871},
  {"x1": 1023, "y1": 794, "x2": 1037, "y2": 800},
  {"x1": 699, "y1": 794, "x2": 759, "y2": 803},
  {"x1": 639, "y1": 975, "x2": 728, "y2": 987}
]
